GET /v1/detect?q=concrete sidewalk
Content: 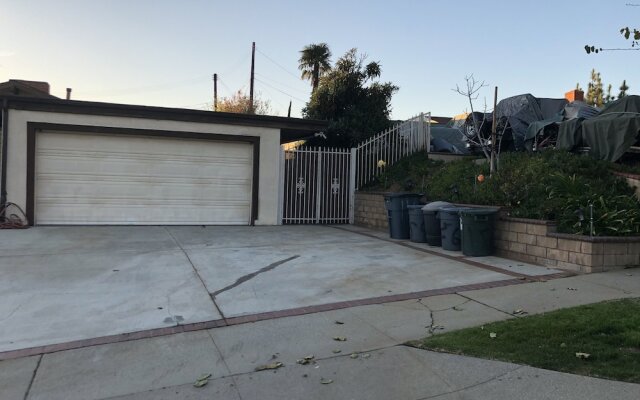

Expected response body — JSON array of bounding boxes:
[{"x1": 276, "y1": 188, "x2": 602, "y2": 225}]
[{"x1": 1, "y1": 268, "x2": 638, "y2": 400}]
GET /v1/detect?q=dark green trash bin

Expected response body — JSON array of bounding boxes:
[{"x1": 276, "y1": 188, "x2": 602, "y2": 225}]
[
  {"x1": 408, "y1": 205, "x2": 427, "y2": 243},
  {"x1": 439, "y1": 206, "x2": 473, "y2": 251},
  {"x1": 384, "y1": 193, "x2": 422, "y2": 239},
  {"x1": 422, "y1": 201, "x2": 452, "y2": 246},
  {"x1": 460, "y1": 208, "x2": 499, "y2": 256}
]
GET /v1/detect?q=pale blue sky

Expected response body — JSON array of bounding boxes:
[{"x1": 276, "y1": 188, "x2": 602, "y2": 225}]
[{"x1": 0, "y1": 0, "x2": 637, "y2": 119}]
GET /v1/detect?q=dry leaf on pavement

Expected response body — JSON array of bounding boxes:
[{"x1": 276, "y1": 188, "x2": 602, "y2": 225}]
[
  {"x1": 193, "y1": 373, "x2": 212, "y2": 388},
  {"x1": 255, "y1": 362, "x2": 284, "y2": 371}
]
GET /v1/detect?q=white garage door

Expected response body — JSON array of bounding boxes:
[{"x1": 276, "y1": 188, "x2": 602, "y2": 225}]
[{"x1": 34, "y1": 131, "x2": 254, "y2": 225}]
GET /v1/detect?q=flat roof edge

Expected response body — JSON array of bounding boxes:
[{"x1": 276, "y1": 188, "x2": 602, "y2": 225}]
[{"x1": 1, "y1": 95, "x2": 328, "y2": 132}]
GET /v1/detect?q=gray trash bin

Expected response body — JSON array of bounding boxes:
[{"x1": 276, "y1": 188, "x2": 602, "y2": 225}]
[
  {"x1": 439, "y1": 206, "x2": 473, "y2": 251},
  {"x1": 460, "y1": 208, "x2": 499, "y2": 256},
  {"x1": 408, "y1": 205, "x2": 427, "y2": 243},
  {"x1": 421, "y1": 201, "x2": 452, "y2": 246},
  {"x1": 384, "y1": 193, "x2": 422, "y2": 239}
]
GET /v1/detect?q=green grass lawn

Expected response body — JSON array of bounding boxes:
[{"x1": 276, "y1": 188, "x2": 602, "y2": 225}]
[{"x1": 410, "y1": 298, "x2": 640, "y2": 383}]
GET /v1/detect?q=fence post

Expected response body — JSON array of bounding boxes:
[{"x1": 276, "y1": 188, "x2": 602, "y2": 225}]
[
  {"x1": 315, "y1": 149, "x2": 322, "y2": 224},
  {"x1": 349, "y1": 147, "x2": 356, "y2": 224},
  {"x1": 278, "y1": 146, "x2": 285, "y2": 224},
  {"x1": 426, "y1": 112, "x2": 431, "y2": 153}
]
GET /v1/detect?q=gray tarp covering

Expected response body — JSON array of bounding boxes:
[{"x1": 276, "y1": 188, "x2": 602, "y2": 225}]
[
  {"x1": 430, "y1": 126, "x2": 469, "y2": 154},
  {"x1": 564, "y1": 101, "x2": 599, "y2": 120},
  {"x1": 557, "y1": 96, "x2": 640, "y2": 161},
  {"x1": 495, "y1": 94, "x2": 568, "y2": 150}
]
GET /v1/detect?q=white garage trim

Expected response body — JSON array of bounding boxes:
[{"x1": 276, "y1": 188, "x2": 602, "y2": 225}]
[{"x1": 26, "y1": 123, "x2": 260, "y2": 225}]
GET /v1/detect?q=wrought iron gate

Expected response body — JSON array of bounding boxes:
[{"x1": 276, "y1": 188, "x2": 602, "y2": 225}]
[{"x1": 280, "y1": 147, "x2": 354, "y2": 224}]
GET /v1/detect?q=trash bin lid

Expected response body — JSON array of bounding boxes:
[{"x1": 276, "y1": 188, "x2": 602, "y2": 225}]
[
  {"x1": 439, "y1": 206, "x2": 474, "y2": 215},
  {"x1": 422, "y1": 201, "x2": 452, "y2": 211},
  {"x1": 459, "y1": 208, "x2": 499, "y2": 216}
]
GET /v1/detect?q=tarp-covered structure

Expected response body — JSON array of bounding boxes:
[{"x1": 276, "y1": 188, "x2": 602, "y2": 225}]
[
  {"x1": 557, "y1": 95, "x2": 640, "y2": 161},
  {"x1": 429, "y1": 126, "x2": 469, "y2": 154},
  {"x1": 495, "y1": 94, "x2": 568, "y2": 150}
]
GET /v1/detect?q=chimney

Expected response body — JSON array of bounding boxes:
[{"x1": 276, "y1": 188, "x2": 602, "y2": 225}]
[
  {"x1": 66, "y1": 88, "x2": 72, "y2": 100},
  {"x1": 565, "y1": 89, "x2": 584, "y2": 102}
]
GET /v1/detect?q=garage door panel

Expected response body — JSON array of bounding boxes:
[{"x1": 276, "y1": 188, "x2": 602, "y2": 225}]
[
  {"x1": 36, "y1": 181, "x2": 251, "y2": 203},
  {"x1": 37, "y1": 152, "x2": 252, "y2": 178},
  {"x1": 35, "y1": 132, "x2": 254, "y2": 225},
  {"x1": 36, "y1": 204, "x2": 251, "y2": 225}
]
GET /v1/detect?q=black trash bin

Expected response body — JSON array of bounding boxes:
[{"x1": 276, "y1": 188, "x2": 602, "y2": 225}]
[
  {"x1": 384, "y1": 193, "x2": 422, "y2": 239},
  {"x1": 408, "y1": 205, "x2": 427, "y2": 243},
  {"x1": 460, "y1": 208, "x2": 499, "y2": 256},
  {"x1": 422, "y1": 201, "x2": 452, "y2": 246},
  {"x1": 439, "y1": 206, "x2": 472, "y2": 251}
]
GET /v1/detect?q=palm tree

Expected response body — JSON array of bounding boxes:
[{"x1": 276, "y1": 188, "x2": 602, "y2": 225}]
[{"x1": 298, "y1": 43, "x2": 332, "y2": 92}]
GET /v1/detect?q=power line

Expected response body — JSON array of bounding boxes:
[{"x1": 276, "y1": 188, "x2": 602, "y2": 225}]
[
  {"x1": 254, "y1": 77, "x2": 307, "y2": 103},
  {"x1": 77, "y1": 75, "x2": 210, "y2": 97},
  {"x1": 220, "y1": 53, "x2": 251, "y2": 77},
  {"x1": 255, "y1": 72, "x2": 309, "y2": 95},
  {"x1": 255, "y1": 46, "x2": 301, "y2": 80}
]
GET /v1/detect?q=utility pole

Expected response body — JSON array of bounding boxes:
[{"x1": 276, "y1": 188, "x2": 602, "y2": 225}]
[
  {"x1": 287, "y1": 100, "x2": 292, "y2": 117},
  {"x1": 249, "y1": 42, "x2": 255, "y2": 114},
  {"x1": 490, "y1": 86, "x2": 498, "y2": 175},
  {"x1": 213, "y1": 73, "x2": 218, "y2": 111}
]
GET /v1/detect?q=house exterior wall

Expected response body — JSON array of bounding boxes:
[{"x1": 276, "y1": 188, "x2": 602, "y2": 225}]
[{"x1": 6, "y1": 109, "x2": 282, "y2": 225}]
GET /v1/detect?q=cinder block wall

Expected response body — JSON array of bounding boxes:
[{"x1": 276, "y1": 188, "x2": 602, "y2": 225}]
[
  {"x1": 494, "y1": 217, "x2": 640, "y2": 273},
  {"x1": 354, "y1": 192, "x2": 388, "y2": 231},
  {"x1": 354, "y1": 192, "x2": 640, "y2": 273}
]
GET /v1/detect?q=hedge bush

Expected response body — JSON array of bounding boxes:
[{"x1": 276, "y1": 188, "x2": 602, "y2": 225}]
[{"x1": 369, "y1": 150, "x2": 640, "y2": 236}]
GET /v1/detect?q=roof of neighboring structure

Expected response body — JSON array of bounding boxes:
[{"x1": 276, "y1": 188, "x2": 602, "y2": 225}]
[
  {"x1": 430, "y1": 116, "x2": 451, "y2": 124},
  {"x1": 0, "y1": 80, "x2": 58, "y2": 99},
  {"x1": 1, "y1": 95, "x2": 328, "y2": 143}
]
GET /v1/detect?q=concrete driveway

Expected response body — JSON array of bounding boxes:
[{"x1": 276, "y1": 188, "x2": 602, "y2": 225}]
[{"x1": 0, "y1": 225, "x2": 563, "y2": 354}]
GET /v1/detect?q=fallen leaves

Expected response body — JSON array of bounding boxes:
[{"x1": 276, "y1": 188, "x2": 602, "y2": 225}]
[
  {"x1": 255, "y1": 361, "x2": 284, "y2": 371},
  {"x1": 320, "y1": 378, "x2": 334, "y2": 384},
  {"x1": 296, "y1": 355, "x2": 315, "y2": 365},
  {"x1": 427, "y1": 324, "x2": 445, "y2": 334},
  {"x1": 512, "y1": 309, "x2": 528, "y2": 316},
  {"x1": 193, "y1": 373, "x2": 211, "y2": 388},
  {"x1": 333, "y1": 336, "x2": 347, "y2": 341}
]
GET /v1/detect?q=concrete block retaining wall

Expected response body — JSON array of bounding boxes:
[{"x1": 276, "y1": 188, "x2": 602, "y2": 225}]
[
  {"x1": 354, "y1": 192, "x2": 640, "y2": 273},
  {"x1": 495, "y1": 217, "x2": 640, "y2": 273},
  {"x1": 354, "y1": 192, "x2": 388, "y2": 231}
]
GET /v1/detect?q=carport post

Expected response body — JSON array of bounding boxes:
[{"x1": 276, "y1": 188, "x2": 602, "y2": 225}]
[{"x1": 349, "y1": 147, "x2": 356, "y2": 224}]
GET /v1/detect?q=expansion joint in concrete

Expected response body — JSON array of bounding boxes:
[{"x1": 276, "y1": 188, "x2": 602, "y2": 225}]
[{"x1": 23, "y1": 354, "x2": 42, "y2": 400}]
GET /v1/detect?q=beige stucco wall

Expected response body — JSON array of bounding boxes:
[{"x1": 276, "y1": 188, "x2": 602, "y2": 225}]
[{"x1": 6, "y1": 109, "x2": 282, "y2": 225}]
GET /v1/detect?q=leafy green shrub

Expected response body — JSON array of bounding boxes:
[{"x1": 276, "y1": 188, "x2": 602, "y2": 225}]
[
  {"x1": 369, "y1": 149, "x2": 640, "y2": 236},
  {"x1": 367, "y1": 151, "x2": 443, "y2": 192},
  {"x1": 424, "y1": 159, "x2": 494, "y2": 204}
]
